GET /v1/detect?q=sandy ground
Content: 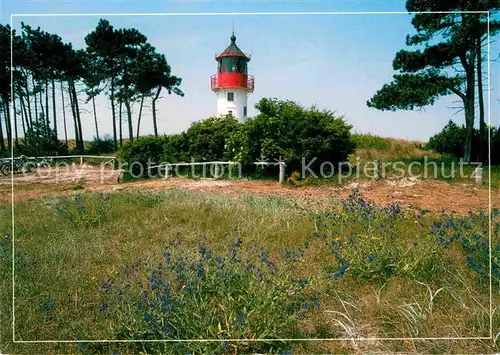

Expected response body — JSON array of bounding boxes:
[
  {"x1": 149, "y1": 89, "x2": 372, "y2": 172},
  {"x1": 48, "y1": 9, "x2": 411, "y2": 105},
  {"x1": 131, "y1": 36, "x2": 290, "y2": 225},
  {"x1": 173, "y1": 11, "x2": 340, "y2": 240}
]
[{"x1": 0, "y1": 165, "x2": 498, "y2": 214}]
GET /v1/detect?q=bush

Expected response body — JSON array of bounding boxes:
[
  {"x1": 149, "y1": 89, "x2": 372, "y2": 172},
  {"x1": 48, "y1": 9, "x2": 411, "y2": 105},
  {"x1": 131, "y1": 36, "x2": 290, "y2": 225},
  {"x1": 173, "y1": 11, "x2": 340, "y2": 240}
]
[
  {"x1": 119, "y1": 99, "x2": 355, "y2": 178},
  {"x1": 227, "y1": 98, "x2": 355, "y2": 175},
  {"x1": 162, "y1": 133, "x2": 189, "y2": 162},
  {"x1": 427, "y1": 120, "x2": 480, "y2": 159},
  {"x1": 119, "y1": 136, "x2": 169, "y2": 176},
  {"x1": 88, "y1": 134, "x2": 115, "y2": 155},
  {"x1": 184, "y1": 116, "x2": 240, "y2": 161}
]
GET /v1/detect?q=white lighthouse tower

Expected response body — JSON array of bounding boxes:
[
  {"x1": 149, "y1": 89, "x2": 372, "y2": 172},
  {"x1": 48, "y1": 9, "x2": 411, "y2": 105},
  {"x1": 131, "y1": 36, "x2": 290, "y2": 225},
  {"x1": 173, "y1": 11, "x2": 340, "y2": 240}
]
[{"x1": 210, "y1": 32, "x2": 254, "y2": 122}]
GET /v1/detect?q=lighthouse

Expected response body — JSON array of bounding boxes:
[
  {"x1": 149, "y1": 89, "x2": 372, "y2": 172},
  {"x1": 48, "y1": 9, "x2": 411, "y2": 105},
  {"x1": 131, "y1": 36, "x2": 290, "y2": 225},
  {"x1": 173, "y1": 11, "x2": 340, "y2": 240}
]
[{"x1": 211, "y1": 32, "x2": 254, "y2": 122}]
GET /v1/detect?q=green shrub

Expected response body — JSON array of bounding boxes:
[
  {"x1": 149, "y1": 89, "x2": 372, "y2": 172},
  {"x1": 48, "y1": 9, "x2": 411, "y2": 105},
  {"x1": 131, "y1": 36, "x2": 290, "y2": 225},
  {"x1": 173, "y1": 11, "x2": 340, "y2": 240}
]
[
  {"x1": 184, "y1": 116, "x2": 240, "y2": 161},
  {"x1": 162, "y1": 133, "x2": 189, "y2": 162},
  {"x1": 119, "y1": 136, "x2": 169, "y2": 176},
  {"x1": 227, "y1": 98, "x2": 355, "y2": 175},
  {"x1": 88, "y1": 134, "x2": 115, "y2": 155},
  {"x1": 120, "y1": 99, "x2": 355, "y2": 178},
  {"x1": 427, "y1": 120, "x2": 480, "y2": 159}
]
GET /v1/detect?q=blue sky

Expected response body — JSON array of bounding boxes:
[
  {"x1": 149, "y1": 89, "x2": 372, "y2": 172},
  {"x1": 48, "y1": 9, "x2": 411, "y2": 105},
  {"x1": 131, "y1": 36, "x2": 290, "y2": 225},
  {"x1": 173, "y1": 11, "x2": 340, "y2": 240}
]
[{"x1": 3, "y1": 0, "x2": 499, "y2": 142}]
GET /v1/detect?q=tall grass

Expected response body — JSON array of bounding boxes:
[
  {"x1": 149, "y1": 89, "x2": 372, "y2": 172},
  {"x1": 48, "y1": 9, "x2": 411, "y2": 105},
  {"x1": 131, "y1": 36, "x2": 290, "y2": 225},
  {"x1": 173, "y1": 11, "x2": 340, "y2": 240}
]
[
  {"x1": 350, "y1": 134, "x2": 441, "y2": 164},
  {"x1": 0, "y1": 190, "x2": 498, "y2": 354}
]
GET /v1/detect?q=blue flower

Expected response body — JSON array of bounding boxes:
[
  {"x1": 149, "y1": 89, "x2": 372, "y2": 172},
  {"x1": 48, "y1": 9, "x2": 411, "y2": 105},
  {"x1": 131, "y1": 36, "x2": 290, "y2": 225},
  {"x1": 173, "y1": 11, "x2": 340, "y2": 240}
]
[
  {"x1": 236, "y1": 314, "x2": 247, "y2": 326},
  {"x1": 368, "y1": 254, "x2": 376, "y2": 261},
  {"x1": 310, "y1": 297, "x2": 320, "y2": 309}
]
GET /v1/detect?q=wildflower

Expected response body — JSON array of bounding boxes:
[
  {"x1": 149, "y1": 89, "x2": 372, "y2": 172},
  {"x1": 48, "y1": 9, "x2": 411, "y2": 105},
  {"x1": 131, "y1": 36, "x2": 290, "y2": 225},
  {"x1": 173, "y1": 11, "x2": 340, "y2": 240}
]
[
  {"x1": 368, "y1": 254, "x2": 376, "y2": 261},
  {"x1": 215, "y1": 257, "x2": 225, "y2": 269},
  {"x1": 99, "y1": 303, "x2": 108, "y2": 312},
  {"x1": 197, "y1": 260, "x2": 205, "y2": 279},
  {"x1": 304, "y1": 241, "x2": 310, "y2": 249},
  {"x1": 232, "y1": 235, "x2": 242, "y2": 248},
  {"x1": 199, "y1": 246, "x2": 207, "y2": 256},
  {"x1": 101, "y1": 280, "x2": 112, "y2": 293},
  {"x1": 310, "y1": 297, "x2": 320, "y2": 309},
  {"x1": 236, "y1": 314, "x2": 247, "y2": 327},
  {"x1": 412, "y1": 241, "x2": 418, "y2": 247},
  {"x1": 164, "y1": 251, "x2": 172, "y2": 266},
  {"x1": 39, "y1": 299, "x2": 56, "y2": 312}
]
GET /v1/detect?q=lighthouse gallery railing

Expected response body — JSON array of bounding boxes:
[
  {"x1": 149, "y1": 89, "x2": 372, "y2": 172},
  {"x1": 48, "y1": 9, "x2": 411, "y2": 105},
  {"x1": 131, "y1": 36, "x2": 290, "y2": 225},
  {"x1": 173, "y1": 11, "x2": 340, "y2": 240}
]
[{"x1": 210, "y1": 74, "x2": 254, "y2": 93}]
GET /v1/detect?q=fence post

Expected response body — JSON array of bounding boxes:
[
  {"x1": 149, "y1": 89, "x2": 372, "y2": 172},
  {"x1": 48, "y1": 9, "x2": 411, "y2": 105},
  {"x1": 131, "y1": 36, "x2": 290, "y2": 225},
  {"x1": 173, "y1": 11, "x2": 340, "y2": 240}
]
[
  {"x1": 475, "y1": 167, "x2": 483, "y2": 186},
  {"x1": 80, "y1": 156, "x2": 83, "y2": 165},
  {"x1": 165, "y1": 164, "x2": 170, "y2": 179},
  {"x1": 214, "y1": 163, "x2": 221, "y2": 179},
  {"x1": 279, "y1": 163, "x2": 286, "y2": 184}
]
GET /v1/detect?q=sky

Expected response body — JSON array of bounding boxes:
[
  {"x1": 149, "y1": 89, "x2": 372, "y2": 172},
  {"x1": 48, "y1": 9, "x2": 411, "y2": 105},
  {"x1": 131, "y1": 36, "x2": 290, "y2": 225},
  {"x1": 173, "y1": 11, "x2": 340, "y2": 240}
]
[{"x1": 2, "y1": 0, "x2": 499, "y2": 142}]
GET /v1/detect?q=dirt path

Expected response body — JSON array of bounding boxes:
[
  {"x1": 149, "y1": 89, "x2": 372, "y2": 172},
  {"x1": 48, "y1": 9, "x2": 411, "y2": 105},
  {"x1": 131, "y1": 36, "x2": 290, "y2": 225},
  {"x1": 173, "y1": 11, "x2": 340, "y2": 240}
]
[{"x1": 0, "y1": 165, "x2": 498, "y2": 214}]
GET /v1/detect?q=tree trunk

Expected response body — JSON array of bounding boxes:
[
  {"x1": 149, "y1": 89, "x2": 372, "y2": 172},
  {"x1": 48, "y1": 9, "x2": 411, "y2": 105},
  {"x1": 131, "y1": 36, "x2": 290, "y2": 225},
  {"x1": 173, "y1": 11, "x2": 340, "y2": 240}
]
[
  {"x1": 476, "y1": 37, "x2": 486, "y2": 163},
  {"x1": 45, "y1": 80, "x2": 50, "y2": 129},
  {"x1": 136, "y1": 94, "x2": 145, "y2": 139},
  {"x1": 71, "y1": 81, "x2": 84, "y2": 152},
  {"x1": 19, "y1": 93, "x2": 30, "y2": 132},
  {"x1": 125, "y1": 99, "x2": 133, "y2": 142},
  {"x1": 39, "y1": 82, "x2": 45, "y2": 122},
  {"x1": 463, "y1": 44, "x2": 476, "y2": 164},
  {"x1": 60, "y1": 81, "x2": 68, "y2": 144},
  {"x1": 13, "y1": 96, "x2": 19, "y2": 146},
  {"x1": 2, "y1": 96, "x2": 12, "y2": 151},
  {"x1": 110, "y1": 76, "x2": 117, "y2": 151},
  {"x1": 20, "y1": 99, "x2": 26, "y2": 138},
  {"x1": 24, "y1": 76, "x2": 32, "y2": 126},
  {"x1": 119, "y1": 100, "x2": 123, "y2": 147},
  {"x1": 32, "y1": 77, "x2": 38, "y2": 121},
  {"x1": 92, "y1": 96, "x2": 99, "y2": 141},
  {"x1": 51, "y1": 78, "x2": 57, "y2": 137},
  {"x1": 68, "y1": 80, "x2": 80, "y2": 151},
  {"x1": 152, "y1": 86, "x2": 161, "y2": 137}
]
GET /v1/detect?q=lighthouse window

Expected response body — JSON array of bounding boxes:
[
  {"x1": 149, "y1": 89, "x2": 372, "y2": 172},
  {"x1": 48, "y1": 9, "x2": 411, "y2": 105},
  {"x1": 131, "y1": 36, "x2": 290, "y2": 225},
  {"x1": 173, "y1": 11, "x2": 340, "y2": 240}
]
[
  {"x1": 243, "y1": 106, "x2": 247, "y2": 116},
  {"x1": 227, "y1": 92, "x2": 234, "y2": 101},
  {"x1": 220, "y1": 58, "x2": 247, "y2": 73}
]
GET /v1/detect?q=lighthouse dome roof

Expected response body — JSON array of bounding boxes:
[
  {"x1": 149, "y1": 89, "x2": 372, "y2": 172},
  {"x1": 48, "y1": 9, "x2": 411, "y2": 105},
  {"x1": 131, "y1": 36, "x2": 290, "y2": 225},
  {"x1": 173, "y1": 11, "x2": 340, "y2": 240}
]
[{"x1": 216, "y1": 33, "x2": 250, "y2": 61}]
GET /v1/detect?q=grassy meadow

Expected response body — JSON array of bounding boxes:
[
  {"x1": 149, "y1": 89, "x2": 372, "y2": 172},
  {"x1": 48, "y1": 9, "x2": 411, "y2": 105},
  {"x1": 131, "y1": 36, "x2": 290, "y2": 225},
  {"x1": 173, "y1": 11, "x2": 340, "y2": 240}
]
[{"x1": 0, "y1": 189, "x2": 499, "y2": 354}]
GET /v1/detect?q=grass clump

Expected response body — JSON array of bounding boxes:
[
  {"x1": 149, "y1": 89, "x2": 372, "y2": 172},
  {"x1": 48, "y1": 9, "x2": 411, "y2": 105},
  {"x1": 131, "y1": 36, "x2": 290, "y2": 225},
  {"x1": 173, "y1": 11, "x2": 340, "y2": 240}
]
[{"x1": 100, "y1": 235, "x2": 315, "y2": 354}]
